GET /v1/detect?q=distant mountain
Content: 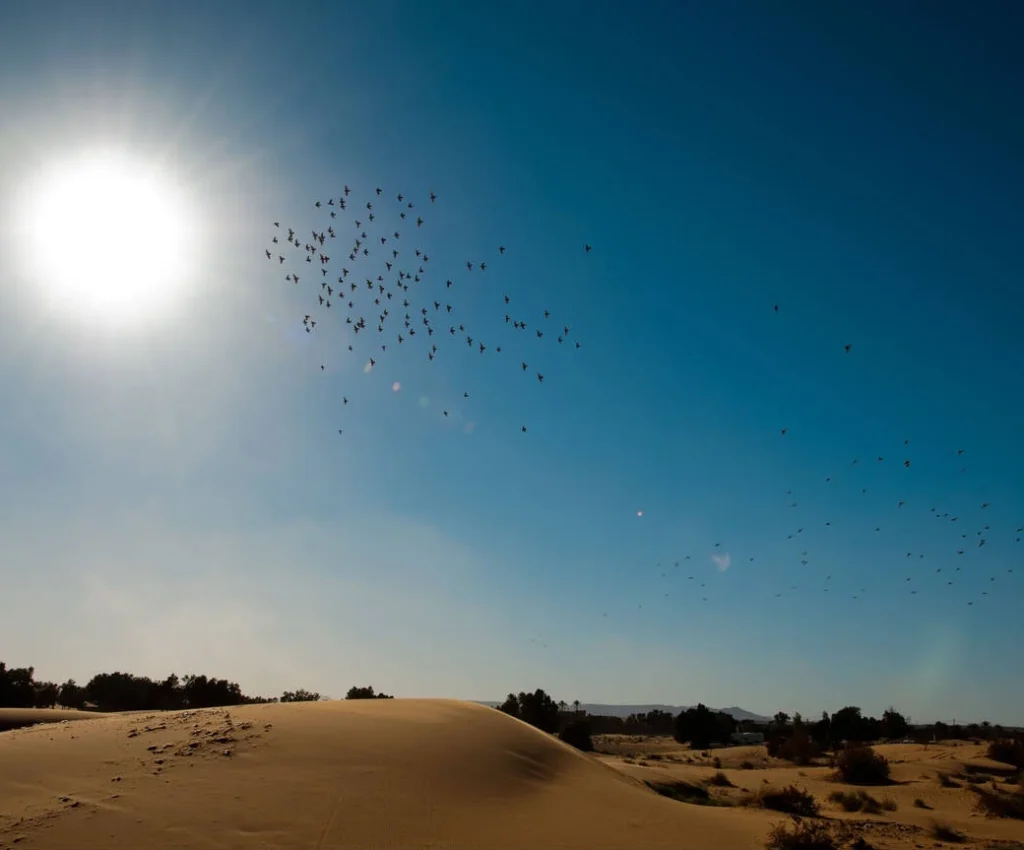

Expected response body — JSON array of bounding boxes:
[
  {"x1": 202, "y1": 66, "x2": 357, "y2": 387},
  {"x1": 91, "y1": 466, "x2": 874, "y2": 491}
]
[{"x1": 475, "y1": 701, "x2": 771, "y2": 723}]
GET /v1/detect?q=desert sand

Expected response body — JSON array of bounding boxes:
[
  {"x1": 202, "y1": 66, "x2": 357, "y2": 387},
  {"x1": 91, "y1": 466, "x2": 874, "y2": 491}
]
[
  {"x1": 594, "y1": 733, "x2": 1024, "y2": 849},
  {"x1": 1, "y1": 701, "x2": 1021, "y2": 850},
  {"x1": 0, "y1": 700, "x2": 772, "y2": 849}
]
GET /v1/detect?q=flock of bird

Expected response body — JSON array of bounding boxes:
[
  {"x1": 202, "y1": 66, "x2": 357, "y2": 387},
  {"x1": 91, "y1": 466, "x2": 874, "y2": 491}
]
[
  {"x1": 266, "y1": 186, "x2": 582, "y2": 437},
  {"x1": 622, "y1": 443, "x2": 1021, "y2": 616},
  {"x1": 265, "y1": 184, "x2": 1020, "y2": 626}
]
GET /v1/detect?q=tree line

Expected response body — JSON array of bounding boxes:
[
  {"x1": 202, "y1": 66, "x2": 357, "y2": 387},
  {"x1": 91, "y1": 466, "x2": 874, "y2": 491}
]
[
  {"x1": 0, "y1": 661, "x2": 391, "y2": 713},
  {"x1": 496, "y1": 690, "x2": 1021, "y2": 754},
  {"x1": 2, "y1": 661, "x2": 1016, "y2": 753}
]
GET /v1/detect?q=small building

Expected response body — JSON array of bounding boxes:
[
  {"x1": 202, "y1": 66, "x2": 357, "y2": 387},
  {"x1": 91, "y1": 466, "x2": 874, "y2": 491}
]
[{"x1": 730, "y1": 731, "x2": 764, "y2": 745}]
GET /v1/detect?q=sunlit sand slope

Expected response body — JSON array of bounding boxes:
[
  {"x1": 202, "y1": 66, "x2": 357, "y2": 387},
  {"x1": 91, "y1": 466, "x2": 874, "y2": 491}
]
[{"x1": 0, "y1": 699, "x2": 772, "y2": 850}]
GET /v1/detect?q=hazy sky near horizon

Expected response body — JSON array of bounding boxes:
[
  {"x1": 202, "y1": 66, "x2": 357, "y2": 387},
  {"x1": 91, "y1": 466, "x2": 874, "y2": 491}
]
[{"x1": 1, "y1": 1, "x2": 1023, "y2": 725}]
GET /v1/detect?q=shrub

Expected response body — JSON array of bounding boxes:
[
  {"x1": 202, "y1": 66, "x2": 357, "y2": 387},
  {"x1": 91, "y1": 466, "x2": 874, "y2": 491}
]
[
  {"x1": 858, "y1": 794, "x2": 881, "y2": 815},
  {"x1": 344, "y1": 685, "x2": 393, "y2": 700},
  {"x1": 708, "y1": 770, "x2": 734, "y2": 787},
  {"x1": 828, "y1": 790, "x2": 860, "y2": 812},
  {"x1": 558, "y1": 718, "x2": 593, "y2": 752},
  {"x1": 764, "y1": 818, "x2": 838, "y2": 850},
  {"x1": 769, "y1": 733, "x2": 821, "y2": 766},
  {"x1": 645, "y1": 779, "x2": 722, "y2": 806},
  {"x1": 828, "y1": 789, "x2": 882, "y2": 814},
  {"x1": 758, "y1": 785, "x2": 820, "y2": 817},
  {"x1": 833, "y1": 744, "x2": 890, "y2": 785},
  {"x1": 913, "y1": 797, "x2": 931, "y2": 809},
  {"x1": 929, "y1": 822, "x2": 966, "y2": 843},
  {"x1": 712, "y1": 756, "x2": 722, "y2": 768},
  {"x1": 938, "y1": 772, "x2": 961, "y2": 788},
  {"x1": 741, "y1": 759, "x2": 755, "y2": 769},
  {"x1": 988, "y1": 739, "x2": 1024, "y2": 769},
  {"x1": 971, "y1": 785, "x2": 1024, "y2": 820}
]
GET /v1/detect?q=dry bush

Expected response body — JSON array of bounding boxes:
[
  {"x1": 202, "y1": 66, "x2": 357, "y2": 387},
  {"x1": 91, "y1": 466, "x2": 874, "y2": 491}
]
[
  {"x1": 707, "y1": 770, "x2": 734, "y2": 787},
  {"x1": 938, "y1": 772, "x2": 961, "y2": 788},
  {"x1": 987, "y1": 739, "x2": 1024, "y2": 769},
  {"x1": 764, "y1": 818, "x2": 838, "y2": 850},
  {"x1": 645, "y1": 778, "x2": 726, "y2": 807},
  {"x1": 913, "y1": 797, "x2": 932, "y2": 809},
  {"x1": 971, "y1": 784, "x2": 1024, "y2": 820},
  {"x1": 828, "y1": 790, "x2": 861, "y2": 812},
  {"x1": 757, "y1": 785, "x2": 820, "y2": 817},
  {"x1": 930, "y1": 821, "x2": 967, "y2": 843},
  {"x1": 777, "y1": 733, "x2": 822, "y2": 766},
  {"x1": 833, "y1": 744, "x2": 891, "y2": 785},
  {"x1": 828, "y1": 789, "x2": 881, "y2": 814},
  {"x1": 741, "y1": 759, "x2": 755, "y2": 769}
]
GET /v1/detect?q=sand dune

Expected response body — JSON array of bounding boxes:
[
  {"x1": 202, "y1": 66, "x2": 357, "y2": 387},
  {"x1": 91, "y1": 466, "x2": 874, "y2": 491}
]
[
  {"x1": 0, "y1": 699, "x2": 774, "y2": 850},
  {"x1": 0, "y1": 709, "x2": 113, "y2": 733}
]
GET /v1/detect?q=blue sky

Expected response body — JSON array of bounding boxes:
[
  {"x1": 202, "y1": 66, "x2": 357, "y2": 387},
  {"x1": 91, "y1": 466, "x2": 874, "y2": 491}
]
[{"x1": 1, "y1": 0, "x2": 1022, "y2": 725}]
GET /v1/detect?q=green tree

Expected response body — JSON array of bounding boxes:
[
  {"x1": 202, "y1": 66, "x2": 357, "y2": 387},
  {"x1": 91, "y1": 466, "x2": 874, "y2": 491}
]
[
  {"x1": 0, "y1": 662, "x2": 37, "y2": 708},
  {"x1": 559, "y1": 718, "x2": 593, "y2": 751},
  {"x1": 57, "y1": 679, "x2": 84, "y2": 710},
  {"x1": 498, "y1": 692, "x2": 521, "y2": 718},
  {"x1": 499, "y1": 689, "x2": 560, "y2": 733},
  {"x1": 673, "y1": 704, "x2": 735, "y2": 749},
  {"x1": 33, "y1": 680, "x2": 58, "y2": 708},
  {"x1": 345, "y1": 685, "x2": 393, "y2": 699},
  {"x1": 281, "y1": 689, "x2": 321, "y2": 702},
  {"x1": 830, "y1": 706, "x2": 864, "y2": 745},
  {"x1": 810, "y1": 710, "x2": 831, "y2": 748},
  {"x1": 881, "y1": 707, "x2": 910, "y2": 741}
]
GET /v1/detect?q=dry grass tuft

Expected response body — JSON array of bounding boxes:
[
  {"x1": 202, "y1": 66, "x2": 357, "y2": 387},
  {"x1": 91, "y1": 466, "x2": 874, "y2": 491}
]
[
  {"x1": 764, "y1": 818, "x2": 838, "y2": 850},
  {"x1": 832, "y1": 744, "x2": 890, "y2": 785},
  {"x1": 707, "y1": 770, "x2": 735, "y2": 787},
  {"x1": 971, "y1": 783, "x2": 1024, "y2": 820},
  {"x1": 929, "y1": 821, "x2": 967, "y2": 843},
  {"x1": 755, "y1": 785, "x2": 820, "y2": 817},
  {"x1": 826, "y1": 787, "x2": 898, "y2": 815},
  {"x1": 645, "y1": 778, "x2": 728, "y2": 807}
]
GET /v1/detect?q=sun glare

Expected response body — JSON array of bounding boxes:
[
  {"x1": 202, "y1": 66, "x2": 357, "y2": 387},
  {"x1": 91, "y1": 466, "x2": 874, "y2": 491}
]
[{"x1": 19, "y1": 149, "x2": 194, "y2": 326}]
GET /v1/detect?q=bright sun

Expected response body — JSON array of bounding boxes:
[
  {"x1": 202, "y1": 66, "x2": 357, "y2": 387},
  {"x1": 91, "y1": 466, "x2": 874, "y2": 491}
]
[{"x1": 20, "y1": 148, "x2": 192, "y2": 325}]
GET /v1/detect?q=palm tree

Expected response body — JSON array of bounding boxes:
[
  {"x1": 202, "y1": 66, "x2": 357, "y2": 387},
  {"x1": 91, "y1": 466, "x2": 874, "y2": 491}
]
[{"x1": 573, "y1": 699, "x2": 581, "y2": 715}]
